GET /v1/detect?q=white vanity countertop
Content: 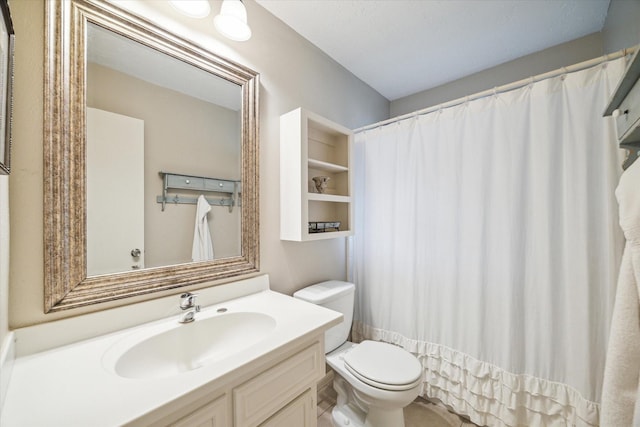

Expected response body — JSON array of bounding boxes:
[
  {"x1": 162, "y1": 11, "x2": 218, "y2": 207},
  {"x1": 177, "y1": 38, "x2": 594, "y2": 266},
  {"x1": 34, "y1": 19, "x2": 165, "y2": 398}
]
[{"x1": 0, "y1": 289, "x2": 342, "y2": 426}]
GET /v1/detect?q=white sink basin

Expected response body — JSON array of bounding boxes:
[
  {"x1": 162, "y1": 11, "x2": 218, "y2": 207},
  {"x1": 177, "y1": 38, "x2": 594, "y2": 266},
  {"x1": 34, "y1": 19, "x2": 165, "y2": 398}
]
[{"x1": 103, "y1": 311, "x2": 276, "y2": 379}]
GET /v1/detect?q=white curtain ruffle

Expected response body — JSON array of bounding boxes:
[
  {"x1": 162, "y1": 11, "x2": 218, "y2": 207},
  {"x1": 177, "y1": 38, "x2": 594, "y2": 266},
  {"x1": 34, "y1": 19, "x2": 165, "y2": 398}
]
[{"x1": 353, "y1": 321, "x2": 600, "y2": 426}]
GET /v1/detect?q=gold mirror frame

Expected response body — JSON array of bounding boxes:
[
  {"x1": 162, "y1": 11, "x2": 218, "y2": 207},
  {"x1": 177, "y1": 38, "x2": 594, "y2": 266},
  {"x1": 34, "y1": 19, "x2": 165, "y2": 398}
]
[{"x1": 44, "y1": 0, "x2": 259, "y2": 313}]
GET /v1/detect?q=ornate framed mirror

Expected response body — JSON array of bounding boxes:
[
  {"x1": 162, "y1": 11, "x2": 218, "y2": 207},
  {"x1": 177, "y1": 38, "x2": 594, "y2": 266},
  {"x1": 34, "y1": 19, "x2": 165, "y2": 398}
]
[{"x1": 44, "y1": 0, "x2": 259, "y2": 312}]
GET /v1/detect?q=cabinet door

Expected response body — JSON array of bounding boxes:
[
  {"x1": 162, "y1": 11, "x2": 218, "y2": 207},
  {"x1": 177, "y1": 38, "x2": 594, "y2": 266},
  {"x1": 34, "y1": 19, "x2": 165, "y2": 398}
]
[
  {"x1": 234, "y1": 342, "x2": 323, "y2": 426},
  {"x1": 170, "y1": 395, "x2": 228, "y2": 427},
  {"x1": 260, "y1": 389, "x2": 316, "y2": 427}
]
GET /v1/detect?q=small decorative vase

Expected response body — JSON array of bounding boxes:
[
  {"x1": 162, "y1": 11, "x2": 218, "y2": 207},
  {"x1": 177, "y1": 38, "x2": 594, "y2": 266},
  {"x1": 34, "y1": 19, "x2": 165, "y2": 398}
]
[{"x1": 312, "y1": 176, "x2": 330, "y2": 193}]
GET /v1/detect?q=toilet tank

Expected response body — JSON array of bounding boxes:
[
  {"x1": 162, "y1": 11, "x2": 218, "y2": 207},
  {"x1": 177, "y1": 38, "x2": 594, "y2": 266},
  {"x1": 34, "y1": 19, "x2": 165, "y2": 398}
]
[{"x1": 293, "y1": 280, "x2": 355, "y2": 353}]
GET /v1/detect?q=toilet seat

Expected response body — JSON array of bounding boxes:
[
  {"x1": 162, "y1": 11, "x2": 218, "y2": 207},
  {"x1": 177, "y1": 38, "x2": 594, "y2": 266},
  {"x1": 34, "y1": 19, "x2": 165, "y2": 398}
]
[{"x1": 343, "y1": 341, "x2": 422, "y2": 391}]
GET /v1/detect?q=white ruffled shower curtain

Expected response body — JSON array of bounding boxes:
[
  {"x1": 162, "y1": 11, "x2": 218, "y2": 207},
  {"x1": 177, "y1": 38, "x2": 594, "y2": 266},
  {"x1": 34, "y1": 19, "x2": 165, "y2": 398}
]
[{"x1": 353, "y1": 58, "x2": 627, "y2": 426}]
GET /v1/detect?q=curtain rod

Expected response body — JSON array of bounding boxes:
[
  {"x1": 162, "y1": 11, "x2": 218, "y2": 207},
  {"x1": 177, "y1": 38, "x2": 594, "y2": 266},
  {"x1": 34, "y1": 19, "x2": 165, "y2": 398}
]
[{"x1": 354, "y1": 45, "x2": 638, "y2": 133}]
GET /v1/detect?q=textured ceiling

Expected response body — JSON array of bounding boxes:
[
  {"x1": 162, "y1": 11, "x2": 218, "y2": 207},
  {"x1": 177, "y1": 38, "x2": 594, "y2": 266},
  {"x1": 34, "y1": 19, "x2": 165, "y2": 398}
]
[{"x1": 256, "y1": 0, "x2": 611, "y2": 101}]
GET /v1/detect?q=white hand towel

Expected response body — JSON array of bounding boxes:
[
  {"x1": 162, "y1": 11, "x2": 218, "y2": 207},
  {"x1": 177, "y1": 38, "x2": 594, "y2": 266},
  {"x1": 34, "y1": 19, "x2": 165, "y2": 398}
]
[{"x1": 192, "y1": 195, "x2": 214, "y2": 262}]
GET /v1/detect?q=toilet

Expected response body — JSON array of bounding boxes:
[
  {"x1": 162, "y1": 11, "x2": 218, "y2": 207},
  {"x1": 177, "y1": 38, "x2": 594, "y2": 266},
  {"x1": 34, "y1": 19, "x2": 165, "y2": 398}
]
[{"x1": 294, "y1": 280, "x2": 422, "y2": 427}]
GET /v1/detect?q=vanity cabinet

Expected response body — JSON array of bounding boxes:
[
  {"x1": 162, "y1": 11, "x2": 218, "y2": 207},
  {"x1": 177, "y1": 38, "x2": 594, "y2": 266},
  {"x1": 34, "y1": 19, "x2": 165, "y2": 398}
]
[
  {"x1": 260, "y1": 388, "x2": 316, "y2": 427},
  {"x1": 280, "y1": 108, "x2": 354, "y2": 241},
  {"x1": 171, "y1": 395, "x2": 228, "y2": 427},
  {"x1": 234, "y1": 341, "x2": 322, "y2": 426},
  {"x1": 605, "y1": 48, "x2": 640, "y2": 168},
  {"x1": 147, "y1": 340, "x2": 323, "y2": 427},
  {"x1": 1, "y1": 277, "x2": 342, "y2": 427}
]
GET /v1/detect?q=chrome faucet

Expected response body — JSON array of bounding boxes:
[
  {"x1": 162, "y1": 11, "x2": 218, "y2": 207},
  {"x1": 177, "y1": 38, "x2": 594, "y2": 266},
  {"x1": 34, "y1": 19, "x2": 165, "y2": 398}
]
[{"x1": 179, "y1": 292, "x2": 200, "y2": 323}]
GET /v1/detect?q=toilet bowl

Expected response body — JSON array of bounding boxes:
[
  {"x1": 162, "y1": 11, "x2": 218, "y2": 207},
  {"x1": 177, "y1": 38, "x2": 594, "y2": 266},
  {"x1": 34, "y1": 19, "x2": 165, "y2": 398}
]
[
  {"x1": 294, "y1": 281, "x2": 422, "y2": 427},
  {"x1": 327, "y1": 341, "x2": 422, "y2": 427}
]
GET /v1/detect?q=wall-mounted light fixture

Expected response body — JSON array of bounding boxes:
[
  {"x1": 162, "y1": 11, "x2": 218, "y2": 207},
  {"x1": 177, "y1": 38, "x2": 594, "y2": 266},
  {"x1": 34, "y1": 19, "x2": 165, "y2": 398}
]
[
  {"x1": 168, "y1": 0, "x2": 211, "y2": 19},
  {"x1": 214, "y1": 0, "x2": 252, "y2": 42}
]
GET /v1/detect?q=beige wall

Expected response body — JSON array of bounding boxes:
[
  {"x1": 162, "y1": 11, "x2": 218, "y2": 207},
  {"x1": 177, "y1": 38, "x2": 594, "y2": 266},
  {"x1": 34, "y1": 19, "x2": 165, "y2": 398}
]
[
  {"x1": 88, "y1": 63, "x2": 241, "y2": 267},
  {"x1": 390, "y1": 33, "x2": 605, "y2": 117},
  {"x1": 8, "y1": 0, "x2": 389, "y2": 328},
  {"x1": 7, "y1": 0, "x2": 46, "y2": 328},
  {"x1": 602, "y1": 0, "x2": 640, "y2": 53}
]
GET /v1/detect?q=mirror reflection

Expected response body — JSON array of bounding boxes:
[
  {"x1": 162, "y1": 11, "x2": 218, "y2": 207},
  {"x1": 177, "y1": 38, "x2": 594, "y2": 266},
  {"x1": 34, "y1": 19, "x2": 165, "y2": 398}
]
[{"x1": 86, "y1": 23, "x2": 242, "y2": 276}]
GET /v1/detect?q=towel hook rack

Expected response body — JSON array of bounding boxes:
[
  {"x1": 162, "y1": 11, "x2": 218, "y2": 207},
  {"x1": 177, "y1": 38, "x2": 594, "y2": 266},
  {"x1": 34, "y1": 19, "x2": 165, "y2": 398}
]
[{"x1": 156, "y1": 171, "x2": 241, "y2": 212}]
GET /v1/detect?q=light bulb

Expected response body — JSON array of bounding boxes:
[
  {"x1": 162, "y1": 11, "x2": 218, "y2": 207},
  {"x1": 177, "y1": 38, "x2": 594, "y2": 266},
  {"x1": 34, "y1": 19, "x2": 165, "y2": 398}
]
[
  {"x1": 169, "y1": 0, "x2": 211, "y2": 19},
  {"x1": 214, "y1": 0, "x2": 252, "y2": 41}
]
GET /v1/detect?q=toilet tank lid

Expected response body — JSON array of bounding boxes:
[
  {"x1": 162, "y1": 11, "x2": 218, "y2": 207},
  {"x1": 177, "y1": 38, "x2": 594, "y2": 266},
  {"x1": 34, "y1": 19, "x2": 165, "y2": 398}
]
[{"x1": 293, "y1": 280, "x2": 355, "y2": 304}]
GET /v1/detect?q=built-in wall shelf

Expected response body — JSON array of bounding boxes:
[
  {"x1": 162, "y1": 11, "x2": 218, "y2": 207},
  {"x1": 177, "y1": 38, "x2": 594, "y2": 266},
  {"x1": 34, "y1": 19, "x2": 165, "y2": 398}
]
[
  {"x1": 604, "y1": 47, "x2": 640, "y2": 169},
  {"x1": 307, "y1": 193, "x2": 351, "y2": 203},
  {"x1": 308, "y1": 159, "x2": 349, "y2": 173},
  {"x1": 280, "y1": 108, "x2": 354, "y2": 241}
]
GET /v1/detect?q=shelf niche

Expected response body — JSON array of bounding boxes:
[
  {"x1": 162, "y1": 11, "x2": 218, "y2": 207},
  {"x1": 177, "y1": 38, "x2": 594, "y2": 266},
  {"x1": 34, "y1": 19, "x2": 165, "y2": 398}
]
[{"x1": 280, "y1": 108, "x2": 354, "y2": 241}]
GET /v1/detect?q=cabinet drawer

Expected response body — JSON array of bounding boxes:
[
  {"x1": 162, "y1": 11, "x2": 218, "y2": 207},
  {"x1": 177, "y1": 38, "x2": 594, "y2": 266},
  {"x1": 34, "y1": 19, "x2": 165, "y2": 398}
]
[
  {"x1": 166, "y1": 175, "x2": 205, "y2": 190},
  {"x1": 234, "y1": 342, "x2": 323, "y2": 427},
  {"x1": 616, "y1": 78, "x2": 640, "y2": 142},
  {"x1": 259, "y1": 388, "x2": 315, "y2": 427},
  {"x1": 170, "y1": 394, "x2": 228, "y2": 427},
  {"x1": 204, "y1": 179, "x2": 236, "y2": 193}
]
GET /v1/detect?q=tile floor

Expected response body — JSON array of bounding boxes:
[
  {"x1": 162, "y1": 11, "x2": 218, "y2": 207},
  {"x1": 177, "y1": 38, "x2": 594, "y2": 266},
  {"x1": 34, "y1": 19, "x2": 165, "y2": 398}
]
[{"x1": 316, "y1": 385, "x2": 479, "y2": 427}]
